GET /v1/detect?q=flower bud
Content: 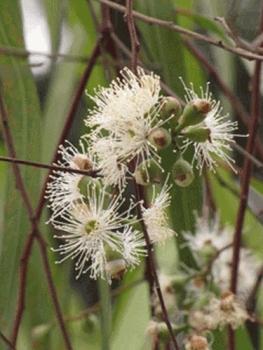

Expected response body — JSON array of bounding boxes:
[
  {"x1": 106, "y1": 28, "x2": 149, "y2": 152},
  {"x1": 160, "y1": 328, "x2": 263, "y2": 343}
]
[
  {"x1": 160, "y1": 96, "x2": 182, "y2": 120},
  {"x1": 147, "y1": 321, "x2": 180, "y2": 342},
  {"x1": 185, "y1": 335, "x2": 209, "y2": 350},
  {"x1": 71, "y1": 154, "x2": 93, "y2": 170},
  {"x1": 105, "y1": 259, "x2": 126, "y2": 280},
  {"x1": 148, "y1": 127, "x2": 171, "y2": 150},
  {"x1": 182, "y1": 125, "x2": 211, "y2": 143},
  {"x1": 172, "y1": 158, "x2": 194, "y2": 187},
  {"x1": 199, "y1": 240, "x2": 217, "y2": 261},
  {"x1": 170, "y1": 274, "x2": 189, "y2": 288},
  {"x1": 220, "y1": 291, "x2": 235, "y2": 311},
  {"x1": 178, "y1": 99, "x2": 212, "y2": 130},
  {"x1": 134, "y1": 160, "x2": 162, "y2": 186},
  {"x1": 31, "y1": 324, "x2": 51, "y2": 340}
]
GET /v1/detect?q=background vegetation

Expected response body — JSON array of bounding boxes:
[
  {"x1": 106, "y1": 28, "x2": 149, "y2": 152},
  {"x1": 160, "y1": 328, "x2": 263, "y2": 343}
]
[{"x1": 0, "y1": 0, "x2": 262, "y2": 349}]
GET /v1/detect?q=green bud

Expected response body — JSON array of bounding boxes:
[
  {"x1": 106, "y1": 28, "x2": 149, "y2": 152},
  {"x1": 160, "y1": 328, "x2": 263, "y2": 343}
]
[
  {"x1": 147, "y1": 321, "x2": 186, "y2": 343},
  {"x1": 178, "y1": 99, "x2": 212, "y2": 130},
  {"x1": 170, "y1": 274, "x2": 190, "y2": 288},
  {"x1": 148, "y1": 127, "x2": 171, "y2": 150},
  {"x1": 199, "y1": 240, "x2": 217, "y2": 261},
  {"x1": 134, "y1": 159, "x2": 162, "y2": 186},
  {"x1": 105, "y1": 259, "x2": 126, "y2": 280},
  {"x1": 182, "y1": 125, "x2": 211, "y2": 143},
  {"x1": 160, "y1": 96, "x2": 182, "y2": 120},
  {"x1": 172, "y1": 158, "x2": 194, "y2": 187},
  {"x1": 82, "y1": 314, "x2": 98, "y2": 333},
  {"x1": 104, "y1": 243, "x2": 123, "y2": 261},
  {"x1": 31, "y1": 324, "x2": 51, "y2": 340}
]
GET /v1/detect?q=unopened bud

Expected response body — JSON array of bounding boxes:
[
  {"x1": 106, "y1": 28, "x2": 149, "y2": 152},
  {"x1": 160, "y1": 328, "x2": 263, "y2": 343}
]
[
  {"x1": 170, "y1": 274, "x2": 189, "y2": 288},
  {"x1": 71, "y1": 154, "x2": 93, "y2": 170},
  {"x1": 220, "y1": 291, "x2": 235, "y2": 311},
  {"x1": 147, "y1": 321, "x2": 181, "y2": 342},
  {"x1": 182, "y1": 125, "x2": 211, "y2": 143},
  {"x1": 31, "y1": 324, "x2": 51, "y2": 340},
  {"x1": 185, "y1": 335, "x2": 209, "y2": 350},
  {"x1": 199, "y1": 240, "x2": 217, "y2": 261},
  {"x1": 105, "y1": 259, "x2": 126, "y2": 280},
  {"x1": 172, "y1": 158, "x2": 194, "y2": 187},
  {"x1": 178, "y1": 99, "x2": 212, "y2": 130},
  {"x1": 160, "y1": 96, "x2": 182, "y2": 120},
  {"x1": 148, "y1": 127, "x2": 171, "y2": 150},
  {"x1": 134, "y1": 160, "x2": 162, "y2": 186}
]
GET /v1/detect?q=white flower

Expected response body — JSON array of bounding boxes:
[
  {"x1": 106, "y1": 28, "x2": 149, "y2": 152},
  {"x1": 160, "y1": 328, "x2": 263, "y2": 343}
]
[
  {"x1": 180, "y1": 80, "x2": 243, "y2": 173},
  {"x1": 184, "y1": 215, "x2": 230, "y2": 254},
  {"x1": 90, "y1": 137, "x2": 129, "y2": 187},
  {"x1": 87, "y1": 67, "x2": 161, "y2": 133},
  {"x1": 184, "y1": 214, "x2": 260, "y2": 296},
  {"x1": 185, "y1": 334, "x2": 210, "y2": 350},
  {"x1": 189, "y1": 310, "x2": 215, "y2": 332},
  {"x1": 45, "y1": 141, "x2": 96, "y2": 220},
  {"x1": 205, "y1": 292, "x2": 249, "y2": 329},
  {"x1": 142, "y1": 181, "x2": 176, "y2": 244},
  {"x1": 212, "y1": 246, "x2": 260, "y2": 297},
  {"x1": 51, "y1": 184, "x2": 144, "y2": 281},
  {"x1": 121, "y1": 226, "x2": 146, "y2": 267},
  {"x1": 86, "y1": 67, "x2": 170, "y2": 186}
]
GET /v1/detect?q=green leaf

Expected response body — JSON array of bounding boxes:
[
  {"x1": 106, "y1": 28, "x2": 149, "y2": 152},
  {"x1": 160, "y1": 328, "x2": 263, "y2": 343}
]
[{"x1": 0, "y1": 0, "x2": 42, "y2": 337}]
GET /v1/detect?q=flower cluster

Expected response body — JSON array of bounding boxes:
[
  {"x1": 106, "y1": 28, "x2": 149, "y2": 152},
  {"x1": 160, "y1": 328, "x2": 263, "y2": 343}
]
[
  {"x1": 184, "y1": 214, "x2": 260, "y2": 296},
  {"x1": 46, "y1": 68, "x2": 243, "y2": 291}
]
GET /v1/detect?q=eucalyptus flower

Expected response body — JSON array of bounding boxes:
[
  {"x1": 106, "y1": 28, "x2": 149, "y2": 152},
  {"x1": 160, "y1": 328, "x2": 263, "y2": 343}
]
[
  {"x1": 51, "y1": 184, "x2": 144, "y2": 281},
  {"x1": 142, "y1": 180, "x2": 176, "y2": 244},
  {"x1": 179, "y1": 80, "x2": 243, "y2": 173},
  {"x1": 86, "y1": 67, "x2": 172, "y2": 186},
  {"x1": 46, "y1": 141, "x2": 95, "y2": 221}
]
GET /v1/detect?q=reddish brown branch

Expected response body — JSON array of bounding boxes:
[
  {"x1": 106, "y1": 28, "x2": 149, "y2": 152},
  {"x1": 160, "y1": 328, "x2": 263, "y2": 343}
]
[
  {"x1": 11, "y1": 232, "x2": 35, "y2": 346},
  {"x1": 125, "y1": 0, "x2": 140, "y2": 71},
  {"x1": 110, "y1": 32, "x2": 183, "y2": 102},
  {"x1": 123, "y1": 3, "x2": 178, "y2": 347},
  {"x1": 36, "y1": 235, "x2": 73, "y2": 349},
  {"x1": 0, "y1": 330, "x2": 15, "y2": 350},
  {"x1": 228, "y1": 6, "x2": 263, "y2": 350},
  {"x1": 184, "y1": 39, "x2": 263, "y2": 161},
  {"x1": 0, "y1": 95, "x2": 35, "y2": 221},
  {"x1": 0, "y1": 155, "x2": 100, "y2": 177},
  {"x1": 97, "y1": 0, "x2": 263, "y2": 61},
  {"x1": 230, "y1": 29, "x2": 263, "y2": 295},
  {"x1": 134, "y1": 183, "x2": 179, "y2": 350}
]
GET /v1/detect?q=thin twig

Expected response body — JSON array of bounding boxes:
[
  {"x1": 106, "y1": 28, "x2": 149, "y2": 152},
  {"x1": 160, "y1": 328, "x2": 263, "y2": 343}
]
[
  {"x1": 0, "y1": 155, "x2": 100, "y2": 177},
  {"x1": 134, "y1": 183, "x2": 179, "y2": 350},
  {"x1": 0, "y1": 330, "x2": 15, "y2": 350},
  {"x1": 232, "y1": 143, "x2": 263, "y2": 171},
  {"x1": 229, "y1": 5, "x2": 263, "y2": 350},
  {"x1": 184, "y1": 39, "x2": 263, "y2": 161},
  {"x1": 110, "y1": 32, "x2": 183, "y2": 102},
  {"x1": 96, "y1": 0, "x2": 263, "y2": 61},
  {"x1": 125, "y1": 0, "x2": 140, "y2": 71},
  {"x1": 11, "y1": 231, "x2": 35, "y2": 346},
  {"x1": 124, "y1": 2, "x2": 179, "y2": 347},
  {"x1": 0, "y1": 46, "x2": 92, "y2": 63}
]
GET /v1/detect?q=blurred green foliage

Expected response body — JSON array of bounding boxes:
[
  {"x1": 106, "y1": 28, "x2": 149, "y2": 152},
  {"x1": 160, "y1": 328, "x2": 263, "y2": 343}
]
[{"x1": 0, "y1": 0, "x2": 262, "y2": 349}]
